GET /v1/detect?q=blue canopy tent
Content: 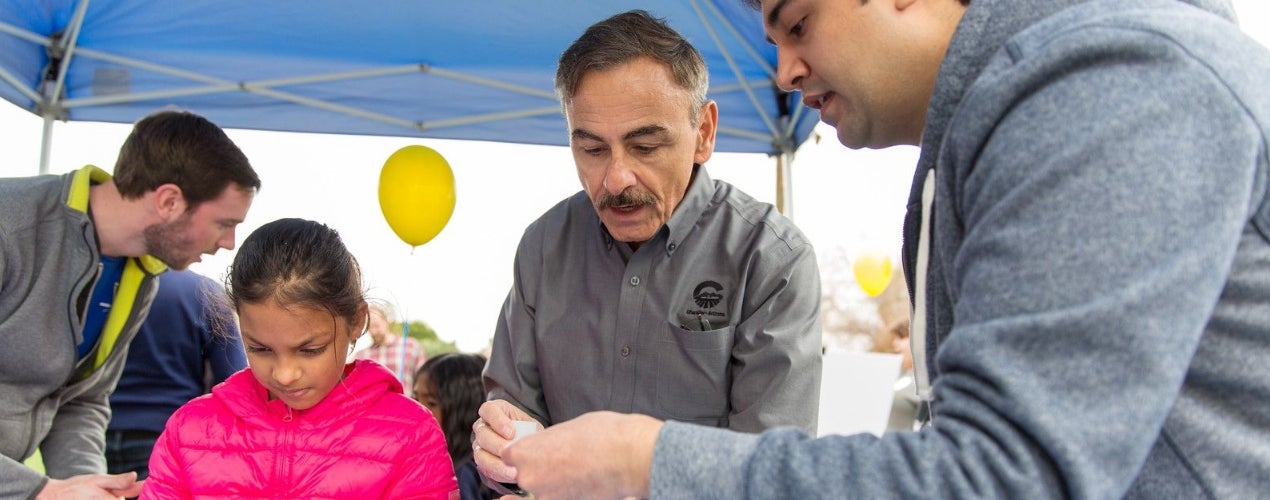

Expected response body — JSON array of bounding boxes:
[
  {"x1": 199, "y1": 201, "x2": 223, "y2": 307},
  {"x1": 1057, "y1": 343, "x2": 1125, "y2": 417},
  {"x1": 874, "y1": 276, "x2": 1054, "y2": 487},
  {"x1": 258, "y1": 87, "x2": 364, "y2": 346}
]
[{"x1": 0, "y1": 0, "x2": 817, "y2": 212}]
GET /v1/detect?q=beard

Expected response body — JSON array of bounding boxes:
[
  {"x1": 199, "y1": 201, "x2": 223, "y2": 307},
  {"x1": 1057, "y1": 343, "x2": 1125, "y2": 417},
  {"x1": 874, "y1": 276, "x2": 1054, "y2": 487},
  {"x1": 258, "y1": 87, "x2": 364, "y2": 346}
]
[{"x1": 144, "y1": 214, "x2": 196, "y2": 270}]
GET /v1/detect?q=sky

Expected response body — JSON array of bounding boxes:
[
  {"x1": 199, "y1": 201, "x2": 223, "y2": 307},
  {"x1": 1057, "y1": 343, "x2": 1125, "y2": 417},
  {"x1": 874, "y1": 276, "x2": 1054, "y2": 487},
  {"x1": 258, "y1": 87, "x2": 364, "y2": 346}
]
[{"x1": 2, "y1": 2, "x2": 1266, "y2": 352}]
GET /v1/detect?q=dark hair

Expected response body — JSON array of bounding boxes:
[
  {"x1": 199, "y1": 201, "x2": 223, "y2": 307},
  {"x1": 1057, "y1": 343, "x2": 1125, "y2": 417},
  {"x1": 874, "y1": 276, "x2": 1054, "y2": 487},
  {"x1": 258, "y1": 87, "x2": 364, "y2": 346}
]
[
  {"x1": 226, "y1": 218, "x2": 364, "y2": 330},
  {"x1": 416, "y1": 352, "x2": 488, "y2": 467},
  {"x1": 740, "y1": 0, "x2": 970, "y2": 10},
  {"x1": 113, "y1": 109, "x2": 261, "y2": 210},
  {"x1": 556, "y1": 10, "x2": 708, "y2": 124}
]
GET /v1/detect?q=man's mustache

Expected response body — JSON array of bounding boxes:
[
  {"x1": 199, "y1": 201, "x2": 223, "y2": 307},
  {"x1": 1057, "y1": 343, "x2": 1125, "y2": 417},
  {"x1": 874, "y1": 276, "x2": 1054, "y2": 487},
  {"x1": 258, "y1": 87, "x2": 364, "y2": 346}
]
[{"x1": 597, "y1": 190, "x2": 658, "y2": 210}]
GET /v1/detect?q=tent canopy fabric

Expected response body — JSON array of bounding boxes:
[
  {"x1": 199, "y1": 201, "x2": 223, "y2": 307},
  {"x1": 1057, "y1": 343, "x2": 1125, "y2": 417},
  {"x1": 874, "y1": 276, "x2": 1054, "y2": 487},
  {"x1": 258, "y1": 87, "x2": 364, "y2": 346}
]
[{"x1": 0, "y1": 0, "x2": 817, "y2": 158}]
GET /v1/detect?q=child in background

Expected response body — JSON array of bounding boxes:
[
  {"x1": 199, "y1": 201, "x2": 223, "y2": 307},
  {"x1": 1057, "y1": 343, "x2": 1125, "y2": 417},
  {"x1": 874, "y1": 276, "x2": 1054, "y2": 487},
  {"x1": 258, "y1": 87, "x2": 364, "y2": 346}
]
[
  {"x1": 414, "y1": 353, "x2": 496, "y2": 500},
  {"x1": 142, "y1": 218, "x2": 458, "y2": 499}
]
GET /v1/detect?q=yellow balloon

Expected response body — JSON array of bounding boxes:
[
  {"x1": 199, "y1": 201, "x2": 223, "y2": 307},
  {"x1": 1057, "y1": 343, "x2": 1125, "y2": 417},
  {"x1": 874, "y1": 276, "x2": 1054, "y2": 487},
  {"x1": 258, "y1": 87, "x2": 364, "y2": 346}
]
[
  {"x1": 853, "y1": 252, "x2": 893, "y2": 297},
  {"x1": 378, "y1": 145, "x2": 456, "y2": 247}
]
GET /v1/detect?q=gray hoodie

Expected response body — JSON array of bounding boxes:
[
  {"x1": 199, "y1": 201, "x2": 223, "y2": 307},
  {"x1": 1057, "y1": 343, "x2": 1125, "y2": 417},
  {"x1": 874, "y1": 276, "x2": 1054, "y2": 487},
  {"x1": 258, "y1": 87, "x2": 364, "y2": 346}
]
[{"x1": 651, "y1": 0, "x2": 1269, "y2": 498}]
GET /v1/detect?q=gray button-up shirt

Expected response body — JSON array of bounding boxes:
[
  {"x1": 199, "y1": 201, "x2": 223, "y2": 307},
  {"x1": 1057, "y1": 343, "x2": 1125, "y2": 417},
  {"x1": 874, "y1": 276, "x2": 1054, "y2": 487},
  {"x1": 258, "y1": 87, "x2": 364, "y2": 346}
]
[{"x1": 485, "y1": 167, "x2": 822, "y2": 434}]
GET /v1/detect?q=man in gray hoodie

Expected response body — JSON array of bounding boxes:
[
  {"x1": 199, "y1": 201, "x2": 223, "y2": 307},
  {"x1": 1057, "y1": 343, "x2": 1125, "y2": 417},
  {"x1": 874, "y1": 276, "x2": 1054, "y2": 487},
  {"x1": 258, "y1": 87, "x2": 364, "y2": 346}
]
[
  {"x1": 0, "y1": 110, "x2": 260, "y2": 499},
  {"x1": 492, "y1": 0, "x2": 1270, "y2": 498}
]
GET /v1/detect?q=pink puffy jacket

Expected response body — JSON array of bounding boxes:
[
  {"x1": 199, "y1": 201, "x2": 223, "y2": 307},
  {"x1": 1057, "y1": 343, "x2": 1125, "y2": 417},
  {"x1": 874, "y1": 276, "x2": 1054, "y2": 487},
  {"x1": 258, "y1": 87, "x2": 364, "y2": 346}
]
[{"x1": 141, "y1": 360, "x2": 458, "y2": 499}]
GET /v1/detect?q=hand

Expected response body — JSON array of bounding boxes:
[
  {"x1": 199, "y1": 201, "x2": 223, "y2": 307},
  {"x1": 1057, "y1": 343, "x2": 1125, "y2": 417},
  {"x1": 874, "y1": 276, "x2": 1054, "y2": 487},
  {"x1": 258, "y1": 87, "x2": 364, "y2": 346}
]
[
  {"x1": 473, "y1": 399, "x2": 543, "y2": 484},
  {"x1": 37, "y1": 472, "x2": 143, "y2": 499},
  {"x1": 502, "y1": 411, "x2": 662, "y2": 500}
]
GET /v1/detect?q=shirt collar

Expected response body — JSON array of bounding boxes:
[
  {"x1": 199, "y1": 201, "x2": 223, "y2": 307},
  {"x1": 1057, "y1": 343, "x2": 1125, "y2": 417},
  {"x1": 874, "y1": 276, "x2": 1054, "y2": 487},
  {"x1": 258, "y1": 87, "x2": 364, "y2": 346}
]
[{"x1": 662, "y1": 164, "x2": 714, "y2": 256}]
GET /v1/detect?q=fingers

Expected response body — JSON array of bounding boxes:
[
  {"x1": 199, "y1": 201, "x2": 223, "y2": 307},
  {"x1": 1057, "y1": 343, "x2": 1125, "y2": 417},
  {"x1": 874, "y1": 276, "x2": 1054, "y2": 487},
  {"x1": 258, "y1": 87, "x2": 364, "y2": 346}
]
[
  {"x1": 472, "y1": 417, "x2": 510, "y2": 459},
  {"x1": 477, "y1": 400, "x2": 519, "y2": 438},
  {"x1": 97, "y1": 471, "x2": 138, "y2": 490},
  {"x1": 473, "y1": 430, "x2": 519, "y2": 484},
  {"x1": 41, "y1": 473, "x2": 142, "y2": 500},
  {"x1": 475, "y1": 400, "x2": 549, "y2": 485},
  {"x1": 109, "y1": 479, "x2": 145, "y2": 498}
]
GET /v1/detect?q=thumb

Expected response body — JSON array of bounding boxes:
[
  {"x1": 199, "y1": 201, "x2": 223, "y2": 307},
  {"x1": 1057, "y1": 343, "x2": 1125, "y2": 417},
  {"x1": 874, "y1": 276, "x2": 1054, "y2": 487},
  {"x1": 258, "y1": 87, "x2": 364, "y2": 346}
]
[
  {"x1": 111, "y1": 478, "x2": 145, "y2": 498},
  {"x1": 99, "y1": 471, "x2": 138, "y2": 488}
]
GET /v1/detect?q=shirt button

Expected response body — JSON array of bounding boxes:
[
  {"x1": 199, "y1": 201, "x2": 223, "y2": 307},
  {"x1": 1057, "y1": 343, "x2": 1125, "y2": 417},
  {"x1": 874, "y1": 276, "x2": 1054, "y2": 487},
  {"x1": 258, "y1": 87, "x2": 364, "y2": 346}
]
[
  {"x1": 620, "y1": 346, "x2": 631, "y2": 357},
  {"x1": 629, "y1": 276, "x2": 640, "y2": 286},
  {"x1": 668, "y1": 242, "x2": 677, "y2": 251}
]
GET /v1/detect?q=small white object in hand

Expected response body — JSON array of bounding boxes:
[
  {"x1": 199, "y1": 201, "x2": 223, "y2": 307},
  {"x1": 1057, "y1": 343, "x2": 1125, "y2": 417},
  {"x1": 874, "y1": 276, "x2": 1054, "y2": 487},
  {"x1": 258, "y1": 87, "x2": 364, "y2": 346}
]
[{"x1": 511, "y1": 421, "x2": 538, "y2": 443}]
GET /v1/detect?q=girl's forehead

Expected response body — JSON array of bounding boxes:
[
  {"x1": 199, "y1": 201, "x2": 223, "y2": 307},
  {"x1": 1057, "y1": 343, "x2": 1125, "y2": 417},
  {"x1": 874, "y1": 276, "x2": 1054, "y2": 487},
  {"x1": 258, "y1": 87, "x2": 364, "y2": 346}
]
[{"x1": 238, "y1": 301, "x2": 344, "y2": 343}]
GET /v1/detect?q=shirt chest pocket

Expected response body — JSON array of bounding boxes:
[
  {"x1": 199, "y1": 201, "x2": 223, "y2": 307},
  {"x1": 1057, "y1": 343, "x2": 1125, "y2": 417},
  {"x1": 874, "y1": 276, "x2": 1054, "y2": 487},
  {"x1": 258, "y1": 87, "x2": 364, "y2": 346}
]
[{"x1": 654, "y1": 321, "x2": 735, "y2": 424}]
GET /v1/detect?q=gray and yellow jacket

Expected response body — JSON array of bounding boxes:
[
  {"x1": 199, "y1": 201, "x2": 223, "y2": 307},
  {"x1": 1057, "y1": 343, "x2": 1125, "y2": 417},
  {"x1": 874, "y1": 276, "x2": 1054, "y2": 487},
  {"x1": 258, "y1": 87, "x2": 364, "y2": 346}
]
[{"x1": 0, "y1": 166, "x2": 164, "y2": 499}]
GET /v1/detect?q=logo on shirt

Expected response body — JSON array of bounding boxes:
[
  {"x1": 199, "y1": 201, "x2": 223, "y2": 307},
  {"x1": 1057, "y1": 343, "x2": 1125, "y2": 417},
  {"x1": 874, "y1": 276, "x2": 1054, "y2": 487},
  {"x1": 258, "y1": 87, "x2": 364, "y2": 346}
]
[{"x1": 692, "y1": 281, "x2": 724, "y2": 309}]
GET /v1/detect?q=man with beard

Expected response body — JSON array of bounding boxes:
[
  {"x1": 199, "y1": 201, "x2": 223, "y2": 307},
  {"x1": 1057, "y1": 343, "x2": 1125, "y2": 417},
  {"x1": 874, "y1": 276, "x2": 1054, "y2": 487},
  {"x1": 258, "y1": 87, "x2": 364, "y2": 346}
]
[
  {"x1": 0, "y1": 109, "x2": 260, "y2": 499},
  {"x1": 473, "y1": 10, "x2": 823, "y2": 492}
]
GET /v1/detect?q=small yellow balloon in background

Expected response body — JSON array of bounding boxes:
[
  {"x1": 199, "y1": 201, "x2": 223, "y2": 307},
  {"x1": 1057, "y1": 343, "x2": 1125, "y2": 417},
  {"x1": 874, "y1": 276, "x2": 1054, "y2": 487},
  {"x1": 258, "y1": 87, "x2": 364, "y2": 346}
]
[
  {"x1": 853, "y1": 251, "x2": 894, "y2": 297},
  {"x1": 378, "y1": 145, "x2": 456, "y2": 248}
]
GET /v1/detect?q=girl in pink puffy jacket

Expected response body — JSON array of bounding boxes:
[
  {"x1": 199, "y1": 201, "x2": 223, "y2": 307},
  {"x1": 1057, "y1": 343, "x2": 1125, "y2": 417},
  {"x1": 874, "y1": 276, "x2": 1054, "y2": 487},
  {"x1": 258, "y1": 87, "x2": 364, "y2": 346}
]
[{"x1": 141, "y1": 218, "x2": 458, "y2": 499}]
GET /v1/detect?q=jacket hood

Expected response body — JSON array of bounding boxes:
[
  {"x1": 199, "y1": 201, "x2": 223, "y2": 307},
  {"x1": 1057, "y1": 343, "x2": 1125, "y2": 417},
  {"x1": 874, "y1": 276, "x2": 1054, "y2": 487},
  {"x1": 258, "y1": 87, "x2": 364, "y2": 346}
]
[
  {"x1": 923, "y1": 0, "x2": 1234, "y2": 154},
  {"x1": 212, "y1": 359, "x2": 404, "y2": 429},
  {"x1": 903, "y1": 0, "x2": 1237, "y2": 295}
]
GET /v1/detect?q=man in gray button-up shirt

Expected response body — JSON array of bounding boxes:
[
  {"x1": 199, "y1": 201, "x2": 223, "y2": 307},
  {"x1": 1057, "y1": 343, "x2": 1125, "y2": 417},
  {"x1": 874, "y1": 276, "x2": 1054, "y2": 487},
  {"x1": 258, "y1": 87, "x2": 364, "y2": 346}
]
[{"x1": 473, "y1": 9, "x2": 823, "y2": 488}]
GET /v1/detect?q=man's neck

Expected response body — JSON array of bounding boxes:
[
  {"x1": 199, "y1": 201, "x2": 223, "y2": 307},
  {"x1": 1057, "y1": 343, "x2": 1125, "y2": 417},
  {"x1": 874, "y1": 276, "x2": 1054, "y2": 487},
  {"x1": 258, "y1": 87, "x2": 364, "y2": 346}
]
[{"x1": 87, "y1": 181, "x2": 148, "y2": 258}]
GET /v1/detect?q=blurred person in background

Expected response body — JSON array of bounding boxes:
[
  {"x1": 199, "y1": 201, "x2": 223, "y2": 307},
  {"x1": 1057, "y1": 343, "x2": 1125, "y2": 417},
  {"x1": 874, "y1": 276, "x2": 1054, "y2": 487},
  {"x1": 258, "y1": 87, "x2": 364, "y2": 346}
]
[
  {"x1": 356, "y1": 303, "x2": 427, "y2": 393},
  {"x1": 414, "y1": 353, "x2": 497, "y2": 500}
]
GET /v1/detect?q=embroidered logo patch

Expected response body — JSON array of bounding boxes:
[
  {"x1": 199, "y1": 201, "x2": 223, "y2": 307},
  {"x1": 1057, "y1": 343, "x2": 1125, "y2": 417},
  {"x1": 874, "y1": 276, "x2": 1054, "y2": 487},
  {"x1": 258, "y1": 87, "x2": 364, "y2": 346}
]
[{"x1": 692, "y1": 280, "x2": 724, "y2": 309}]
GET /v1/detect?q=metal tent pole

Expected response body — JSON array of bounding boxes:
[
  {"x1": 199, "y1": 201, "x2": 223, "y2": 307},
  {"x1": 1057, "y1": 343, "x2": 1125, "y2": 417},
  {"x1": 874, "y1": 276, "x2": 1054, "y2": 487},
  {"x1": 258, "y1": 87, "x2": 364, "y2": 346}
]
[
  {"x1": 35, "y1": 0, "x2": 92, "y2": 174},
  {"x1": 38, "y1": 115, "x2": 54, "y2": 174}
]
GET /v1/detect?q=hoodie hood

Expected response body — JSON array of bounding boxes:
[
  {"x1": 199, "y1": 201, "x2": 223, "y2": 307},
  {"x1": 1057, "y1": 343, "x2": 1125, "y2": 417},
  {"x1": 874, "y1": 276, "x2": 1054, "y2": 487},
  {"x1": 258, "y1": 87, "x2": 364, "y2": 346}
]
[
  {"x1": 212, "y1": 359, "x2": 404, "y2": 429},
  {"x1": 902, "y1": 0, "x2": 1238, "y2": 297}
]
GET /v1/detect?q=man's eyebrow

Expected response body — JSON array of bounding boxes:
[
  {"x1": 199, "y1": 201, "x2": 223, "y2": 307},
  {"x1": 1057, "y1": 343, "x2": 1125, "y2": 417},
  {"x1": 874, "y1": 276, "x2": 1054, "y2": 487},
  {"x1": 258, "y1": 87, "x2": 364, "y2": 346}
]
[
  {"x1": 571, "y1": 128, "x2": 603, "y2": 143},
  {"x1": 766, "y1": 0, "x2": 791, "y2": 31},
  {"x1": 623, "y1": 125, "x2": 668, "y2": 141},
  {"x1": 571, "y1": 125, "x2": 669, "y2": 143}
]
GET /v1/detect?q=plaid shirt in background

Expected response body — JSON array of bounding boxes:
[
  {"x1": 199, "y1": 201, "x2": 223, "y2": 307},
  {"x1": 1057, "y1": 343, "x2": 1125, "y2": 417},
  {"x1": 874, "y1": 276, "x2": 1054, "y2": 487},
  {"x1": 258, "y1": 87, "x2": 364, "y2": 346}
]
[{"x1": 355, "y1": 337, "x2": 427, "y2": 393}]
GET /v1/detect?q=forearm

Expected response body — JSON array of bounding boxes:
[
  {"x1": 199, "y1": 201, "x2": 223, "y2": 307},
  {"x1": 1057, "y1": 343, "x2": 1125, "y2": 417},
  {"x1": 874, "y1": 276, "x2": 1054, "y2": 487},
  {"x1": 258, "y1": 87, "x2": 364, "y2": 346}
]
[
  {"x1": 484, "y1": 291, "x2": 551, "y2": 425},
  {"x1": 41, "y1": 394, "x2": 110, "y2": 478}
]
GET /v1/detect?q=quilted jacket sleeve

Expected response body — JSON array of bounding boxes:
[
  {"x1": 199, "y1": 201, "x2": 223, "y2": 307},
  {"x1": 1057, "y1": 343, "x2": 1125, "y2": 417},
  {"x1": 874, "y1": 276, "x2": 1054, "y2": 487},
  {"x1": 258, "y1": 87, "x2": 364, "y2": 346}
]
[{"x1": 383, "y1": 409, "x2": 459, "y2": 499}]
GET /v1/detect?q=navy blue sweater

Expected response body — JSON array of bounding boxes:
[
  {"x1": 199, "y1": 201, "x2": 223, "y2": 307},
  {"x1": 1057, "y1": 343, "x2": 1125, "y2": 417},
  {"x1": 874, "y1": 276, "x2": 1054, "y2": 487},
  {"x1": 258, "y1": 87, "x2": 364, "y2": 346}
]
[{"x1": 107, "y1": 270, "x2": 246, "y2": 433}]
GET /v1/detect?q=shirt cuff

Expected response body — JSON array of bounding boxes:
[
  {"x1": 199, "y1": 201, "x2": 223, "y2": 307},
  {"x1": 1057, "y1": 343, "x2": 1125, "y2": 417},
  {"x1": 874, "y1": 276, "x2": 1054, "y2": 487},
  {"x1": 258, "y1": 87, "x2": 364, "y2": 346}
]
[{"x1": 650, "y1": 420, "x2": 759, "y2": 499}]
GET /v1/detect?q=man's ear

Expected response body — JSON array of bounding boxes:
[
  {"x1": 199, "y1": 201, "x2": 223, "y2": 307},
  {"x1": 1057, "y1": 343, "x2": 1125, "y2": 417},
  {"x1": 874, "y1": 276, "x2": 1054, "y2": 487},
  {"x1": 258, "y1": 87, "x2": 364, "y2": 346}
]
[
  {"x1": 693, "y1": 100, "x2": 719, "y2": 166},
  {"x1": 152, "y1": 183, "x2": 186, "y2": 220}
]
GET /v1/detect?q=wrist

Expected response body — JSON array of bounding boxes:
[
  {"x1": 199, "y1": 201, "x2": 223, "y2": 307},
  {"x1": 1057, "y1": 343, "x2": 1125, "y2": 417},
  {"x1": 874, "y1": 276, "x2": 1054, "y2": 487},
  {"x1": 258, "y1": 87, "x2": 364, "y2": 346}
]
[
  {"x1": 35, "y1": 478, "x2": 57, "y2": 500},
  {"x1": 621, "y1": 414, "x2": 663, "y2": 498}
]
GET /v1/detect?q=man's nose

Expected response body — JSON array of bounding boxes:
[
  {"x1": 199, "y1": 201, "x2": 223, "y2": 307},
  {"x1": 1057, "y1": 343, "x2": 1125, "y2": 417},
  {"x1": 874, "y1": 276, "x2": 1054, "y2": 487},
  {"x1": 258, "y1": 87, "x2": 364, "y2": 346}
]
[
  {"x1": 602, "y1": 153, "x2": 637, "y2": 195},
  {"x1": 774, "y1": 45, "x2": 806, "y2": 93}
]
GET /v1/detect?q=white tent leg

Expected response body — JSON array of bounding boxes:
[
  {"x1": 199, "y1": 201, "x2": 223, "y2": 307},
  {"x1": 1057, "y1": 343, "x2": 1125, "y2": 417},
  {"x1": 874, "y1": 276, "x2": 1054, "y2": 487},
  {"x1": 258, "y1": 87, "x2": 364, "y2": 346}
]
[
  {"x1": 39, "y1": 114, "x2": 53, "y2": 174},
  {"x1": 776, "y1": 152, "x2": 795, "y2": 219}
]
